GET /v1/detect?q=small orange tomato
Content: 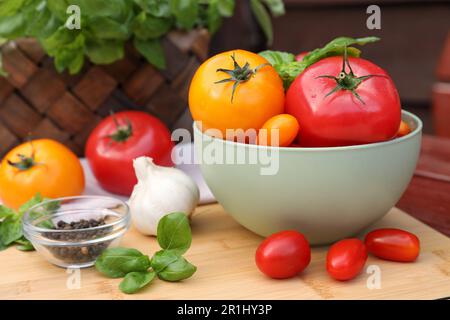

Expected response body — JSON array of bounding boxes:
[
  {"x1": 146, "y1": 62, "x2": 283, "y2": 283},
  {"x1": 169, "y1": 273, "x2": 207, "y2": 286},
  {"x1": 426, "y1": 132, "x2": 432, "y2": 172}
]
[
  {"x1": 0, "y1": 139, "x2": 85, "y2": 209},
  {"x1": 397, "y1": 120, "x2": 411, "y2": 137},
  {"x1": 257, "y1": 114, "x2": 300, "y2": 147}
]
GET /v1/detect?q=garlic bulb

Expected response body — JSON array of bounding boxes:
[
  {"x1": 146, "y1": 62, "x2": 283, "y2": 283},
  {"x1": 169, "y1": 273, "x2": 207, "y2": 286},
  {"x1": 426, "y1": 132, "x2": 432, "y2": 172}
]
[{"x1": 128, "y1": 156, "x2": 200, "y2": 236}]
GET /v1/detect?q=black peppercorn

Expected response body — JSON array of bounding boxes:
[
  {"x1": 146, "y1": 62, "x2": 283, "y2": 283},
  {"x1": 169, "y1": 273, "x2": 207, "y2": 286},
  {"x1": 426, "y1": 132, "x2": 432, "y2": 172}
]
[{"x1": 45, "y1": 217, "x2": 112, "y2": 264}]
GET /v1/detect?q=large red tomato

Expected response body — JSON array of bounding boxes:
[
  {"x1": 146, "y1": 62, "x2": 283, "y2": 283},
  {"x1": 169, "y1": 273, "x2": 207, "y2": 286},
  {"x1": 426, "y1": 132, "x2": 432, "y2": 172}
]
[
  {"x1": 286, "y1": 55, "x2": 401, "y2": 147},
  {"x1": 86, "y1": 111, "x2": 174, "y2": 196}
]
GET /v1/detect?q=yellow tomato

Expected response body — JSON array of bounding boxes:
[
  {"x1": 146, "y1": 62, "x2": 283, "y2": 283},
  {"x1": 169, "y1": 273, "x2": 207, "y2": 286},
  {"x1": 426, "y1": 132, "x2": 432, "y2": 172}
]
[
  {"x1": 257, "y1": 114, "x2": 300, "y2": 147},
  {"x1": 189, "y1": 49, "x2": 285, "y2": 138},
  {"x1": 0, "y1": 139, "x2": 85, "y2": 209}
]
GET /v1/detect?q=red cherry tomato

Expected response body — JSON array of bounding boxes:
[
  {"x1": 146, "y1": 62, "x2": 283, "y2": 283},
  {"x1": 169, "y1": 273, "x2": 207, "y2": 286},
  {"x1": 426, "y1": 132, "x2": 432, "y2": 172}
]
[
  {"x1": 286, "y1": 56, "x2": 401, "y2": 147},
  {"x1": 326, "y1": 239, "x2": 367, "y2": 281},
  {"x1": 255, "y1": 230, "x2": 311, "y2": 279},
  {"x1": 365, "y1": 228, "x2": 420, "y2": 262},
  {"x1": 86, "y1": 111, "x2": 174, "y2": 196}
]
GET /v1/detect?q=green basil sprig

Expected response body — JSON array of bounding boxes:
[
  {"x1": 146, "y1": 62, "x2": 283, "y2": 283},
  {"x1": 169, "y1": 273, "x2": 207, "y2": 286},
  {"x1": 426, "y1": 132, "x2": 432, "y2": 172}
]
[
  {"x1": 0, "y1": 0, "x2": 285, "y2": 75},
  {"x1": 0, "y1": 193, "x2": 58, "y2": 252},
  {"x1": 259, "y1": 36, "x2": 380, "y2": 89},
  {"x1": 95, "y1": 212, "x2": 196, "y2": 294}
]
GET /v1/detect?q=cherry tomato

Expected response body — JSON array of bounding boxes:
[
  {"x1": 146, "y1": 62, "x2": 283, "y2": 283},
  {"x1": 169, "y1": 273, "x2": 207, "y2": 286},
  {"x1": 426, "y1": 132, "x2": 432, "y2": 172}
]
[
  {"x1": 286, "y1": 55, "x2": 401, "y2": 147},
  {"x1": 86, "y1": 111, "x2": 174, "y2": 196},
  {"x1": 255, "y1": 230, "x2": 311, "y2": 279},
  {"x1": 189, "y1": 50, "x2": 285, "y2": 138},
  {"x1": 257, "y1": 114, "x2": 300, "y2": 147},
  {"x1": 326, "y1": 239, "x2": 367, "y2": 281},
  {"x1": 365, "y1": 228, "x2": 420, "y2": 262},
  {"x1": 397, "y1": 121, "x2": 411, "y2": 138}
]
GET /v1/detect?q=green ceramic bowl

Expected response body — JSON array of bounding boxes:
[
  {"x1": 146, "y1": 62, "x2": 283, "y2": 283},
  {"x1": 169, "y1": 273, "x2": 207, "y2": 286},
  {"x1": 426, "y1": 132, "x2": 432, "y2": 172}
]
[{"x1": 194, "y1": 111, "x2": 422, "y2": 245}]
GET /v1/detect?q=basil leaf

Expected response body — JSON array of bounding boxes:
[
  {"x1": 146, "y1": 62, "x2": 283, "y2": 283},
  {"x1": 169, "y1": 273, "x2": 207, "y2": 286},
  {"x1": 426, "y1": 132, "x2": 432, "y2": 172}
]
[
  {"x1": 52, "y1": 33, "x2": 85, "y2": 74},
  {"x1": 0, "y1": 0, "x2": 26, "y2": 16},
  {"x1": 0, "y1": 51, "x2": 6, "y2": 77},
  {"x1": 15, "y1": 237, "x2": 34, "y2": 251},
  {"x1": 250, "y1": 0, "x2": 273, "y2": 46},
  {"x1": 47, "y1": 0, "x2": 70, "y2": 21},
  {"x1": 157, "y1": 255, "x2": 197, "y2": 282},
  {"x1": 259, "y1": 50, "x2": 294, "y2": 68},
  {"x1": 150, "y1": 250, "x2": 179, "y2": 273},
  {"x1": 95, "y1": 247, "x2": 151, "y2": 278},
  {"x1": 134, "y1": 37, "x2": 166, "y2": 69},
  {"x1": 25, "y1": 197, "x2": 59, "y2": 229},
  {"x1": 119, "y1": 271, "x2": 156, "y2": 294},
  {"x1": 18, "y1": 193, "x2": 43, "y2": 217},
  {"x1": 217, "y1": 0, "x2": 235, "y2": 17},
  {"x1": 301, "y1": 36, "x2": 379, "y2": 68},
  {"x1": 25, "y1": 4, "x2": 59, "y2": 39},
  {"x1": 134, "y1": 0, "x2": 171, "y2": 18},
  {"x1": 0, "y1": 206, "x2": 15, "y2": 219},
  {"x1": 88, "y1": 17, "x2": 129, "y2": 40},
  {"x1": 206, "y1": 0, "x2": 222, "y2": 35},
  {"x1": 71, "y1": 0, "x2": 127, "y2": 20},
  {"x1": 0, "y1": 13, "x2": 26, "y2": 39},
  {"x1": 0, "y1": 242, "x2": 8, "y2": 251},
  {"x1": 262, "y1": 0, "x2": 285, "y2": 17},
  {"x1": 170, "y1": 0, "x2": 198, "y2": 30},
  {"x1": 86, "y1": 39, "x2": 124, "y2": 65},
  {"x1": 42, "y1": 27, "x2": 82, "y2": 56},
  {"x1": 157, "y1": 212, "x2": 192, "y2": 255},
  {"x1": 132, "y1": 11, "x2": 172, "y2": 40},
  {"x1": 0, "y1": 215, "x2": 22, "y2": 246}
]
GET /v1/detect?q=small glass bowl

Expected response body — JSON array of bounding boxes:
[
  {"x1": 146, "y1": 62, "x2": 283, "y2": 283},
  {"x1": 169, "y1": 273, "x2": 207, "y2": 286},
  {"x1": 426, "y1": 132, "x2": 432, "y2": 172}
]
[{"x1": 23, "y1": 196, "x2": 130, "y2": 268}]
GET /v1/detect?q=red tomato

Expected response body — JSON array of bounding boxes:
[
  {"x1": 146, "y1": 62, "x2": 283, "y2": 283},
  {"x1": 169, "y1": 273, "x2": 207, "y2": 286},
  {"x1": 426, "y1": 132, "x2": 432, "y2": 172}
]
[
  {"x1": 255, "y1": 230, "x2": 311, "y2": 279},
  {"x1": 295, "y1": 51, "x2": 309, "y2": 62},
  {"x1": 365, "y1": 228, "x2": 420, "y2": 262},
  {"x1": 86, "y1": 111, "x2": 174, "y2": 196},
  {"x1": 286, "y1": 55, "x2": 401, "y2": 147},
  {"x1": 326, "y1": 239, "x2": 367, "y2": 281}
]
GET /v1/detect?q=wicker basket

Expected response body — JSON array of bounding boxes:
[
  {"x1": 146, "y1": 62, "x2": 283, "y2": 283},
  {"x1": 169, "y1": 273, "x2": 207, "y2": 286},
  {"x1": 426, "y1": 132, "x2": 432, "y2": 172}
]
[{"x1": 0, "y1": 29, "x2": 210, "y2": 157}]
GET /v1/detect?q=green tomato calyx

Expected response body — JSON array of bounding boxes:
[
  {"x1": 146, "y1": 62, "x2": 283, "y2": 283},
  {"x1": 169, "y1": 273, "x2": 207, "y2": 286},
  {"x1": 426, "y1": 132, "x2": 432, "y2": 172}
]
[
  {"x1": 109, "y1": 113, "x2": 133, "y2": 143},
  {"x1": 7, "y1": 141, "x2": 38, "y2": 171},
  {"x1": 215, "y1": 53, "x2": 269, "y2": 103},
  {"x1": 316, "y1": 47, "x2": 386, "y2": 104}
]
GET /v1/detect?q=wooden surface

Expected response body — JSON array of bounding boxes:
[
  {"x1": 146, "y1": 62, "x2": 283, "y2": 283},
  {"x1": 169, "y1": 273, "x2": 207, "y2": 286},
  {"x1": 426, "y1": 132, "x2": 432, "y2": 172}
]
[
  {"x1": 1, "y1": 204, "x2": 449, "y2": 300},
  {"x1": 397, "y1": 135, "x2": 450, "y2": 236}
]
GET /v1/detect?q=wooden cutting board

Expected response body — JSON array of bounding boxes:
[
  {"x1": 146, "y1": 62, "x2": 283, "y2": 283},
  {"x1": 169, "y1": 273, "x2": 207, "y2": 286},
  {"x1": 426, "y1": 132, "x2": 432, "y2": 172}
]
[{"x1": 0, "y1": 204, "x2": 449, "y2": 300}]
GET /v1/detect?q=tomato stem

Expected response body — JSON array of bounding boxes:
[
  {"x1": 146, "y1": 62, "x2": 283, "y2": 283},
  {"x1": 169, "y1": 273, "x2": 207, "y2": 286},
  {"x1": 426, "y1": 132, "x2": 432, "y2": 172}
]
[
  {"x1": 7, "y1": 141, "x2": 36, "y2": 171},
  {"x1": 108, "y1": 112, "x2": 133, "y2": 143},
  {"x1": 316, "y1": 47, "x2": 387, "y2": 104},
  {"x1": 215, "y1": 53, "x2": 269, "y2": 103}
]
